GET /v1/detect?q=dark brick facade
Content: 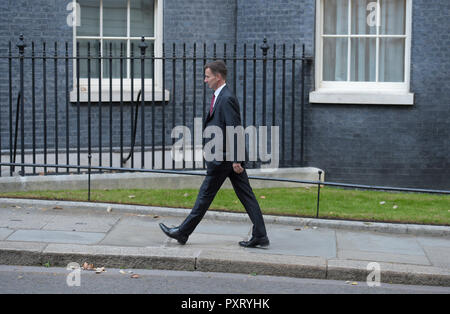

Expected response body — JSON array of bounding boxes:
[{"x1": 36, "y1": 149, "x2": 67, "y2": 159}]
[{"x1": 0, "y1": 0, "x2": 449, "y2": 189}]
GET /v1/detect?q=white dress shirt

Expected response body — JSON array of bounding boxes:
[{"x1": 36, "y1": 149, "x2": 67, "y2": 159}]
[{"x1": 212, "y1": 83, "x2": 226, "y2": 109}]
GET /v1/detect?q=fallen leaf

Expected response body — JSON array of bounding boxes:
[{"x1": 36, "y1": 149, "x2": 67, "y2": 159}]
[
  {"x1": 351, "y1": 282, "x2": 358, "y2": 286},
  {"x1": 294, "y1": 228, "x2": 302, "y2": 231},
  {"x1": 95, "y1": 267, "x2": 106, "y2": 274},
  {"x1": 153, "y1": 215, "x2": 159, "y2": 219},
  {"x1": 131, "y1": 274, "x2": 140, "y2": 279},
  {"x1": 183, "y1": 193, "x2": 189, "y2": 197},
  {"x1": 53, "y1": 206, "x2": 63, "y2": 210},
  {"x1": 119, "y1": 270, "x2": 127, "y2": 275},
  {"x1": 82, "y1": 262, "x2": 95, "y2": 270},
  {"x1": 106, "y1": 206, "x2": 112, "y2": 213}
]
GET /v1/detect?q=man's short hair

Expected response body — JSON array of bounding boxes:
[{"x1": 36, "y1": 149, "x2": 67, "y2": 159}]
[{"x1": 205, "y1": 60, "x2": 227, "y2": 80}]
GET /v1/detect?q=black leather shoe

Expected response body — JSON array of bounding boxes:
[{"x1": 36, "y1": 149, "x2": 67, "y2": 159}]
[
  {"x1": 159, "y1": 223, "x2": 188, "y2": 245},
  {"x1": 239, "y1": 236, "x2": 270, "y2": 248}
]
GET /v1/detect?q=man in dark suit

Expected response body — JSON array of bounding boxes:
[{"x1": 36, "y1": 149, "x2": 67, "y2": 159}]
[{"x1": 159, "y1": 60, "x2": 269, "y2": 248}]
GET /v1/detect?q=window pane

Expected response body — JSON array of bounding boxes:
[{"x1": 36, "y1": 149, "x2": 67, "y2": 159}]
[
  {"x1": 78, "y1": 0, "x2": 100, "y2": 36},
  {"x1": 103, "y1": 0, "x2": 127, "y2": 37},
  {"x1": 380, "y1": 0, "x2": 406, "y2": 35},
  {"x1": 351, "y1": 0, "x2": 377, "y2": 35},
  {"x1": 130, "y1": 0, "x2": 155, "y2": 37},
  {"x1": 103, "y1": 40, "x2": 127, "y2": 79},
  {"x1": 350, "y1": 38, "x2": 376, "y2": 82},
  {"x1": 77, "y1": 40, "x2": 101, "y2": 79},
  {"x1": 379, "y1": 38, "x2": 405, "y2": 82},
  {"x1": 323, "y1": 38, "x2": 348, "y2": 81},
  {"x1": 323, "y1": 0, "x2": 348, "y2": 35},
  {"x1": 131, "y1": 40, "x2": 154, "y2": 79}
]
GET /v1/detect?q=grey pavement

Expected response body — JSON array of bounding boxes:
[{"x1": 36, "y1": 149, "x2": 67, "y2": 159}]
[{"x1": 0, "y1": 198, "x2": 449, "y2": 287}]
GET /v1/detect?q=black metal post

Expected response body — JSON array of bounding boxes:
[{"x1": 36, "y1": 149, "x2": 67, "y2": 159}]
[
  {"x1": 98, "y1": 40, "x2": 102, "y2": 171},
  {"x1": 54, "y1": 42, "x2": 58, "y2": 173},
  {"x1": 192, "y1": 43, "x2": 196, "y2": 169},
  {"x1": 291, "y1": 44, "x2": 296, "y2": 166},
  {"x1": 8, "y1": 41, "x2": 12, "y2": 176},
  {"x1": 43, "y1": 42, "x2": 47, "y2": 174},
  {"x1": 182, "y1": 43, "x2": 186, "y2": 169},
  {"x1": 261, "y1": 38, "x2": 269, "y2": 127},
  {"x1": 316, "y1": 170, "x2": 323, "y2": 219},
  {"x1": 282, "y1": 44, "x2": 286, "y2": 167},
  {"x1": 88, "y1": 42, "x2": 92, "y2": 172},
  {"x1": 88, "y1": 153, "x2": 92, "y2": 201},
  {"x1": 87, "y1": 41, "x2": 92, "y2": 199},
  {"x1": 32, "y1": 42, "x2": 36, "y2": 175},
  {"x1": 76, "y1": 42, "x2": 80, "y2": 174},
  {"x1": 65, "y1": 42, "x2": 70, "y2": 173},
  {"x1": 17, "y1": 34, "x2": 26, "y2": 176},
  {"x1": 172, "y1": 43, "x2": 176, "y2": 170},
  {"x1": 130, "y1": 43, "x2": 135, "y2": 168},
  {"x1": 139, "y1": 36, "x2": 148, "y2": 169},
  {"x1": 162, "y1": 43, "x2": 166, "y2": 169},
  {"x1": 301, "y1": 44, "x2": 305, "y2": 167},
  {"x1": 109, "y1": 42, "x2": 113, "y2": 168},
  {"x1": 152, "y1": 42, "x2": 155, "y2": 169},
  {"x1": 120, "y1": 42, "x2": 124, "y2": 168}
]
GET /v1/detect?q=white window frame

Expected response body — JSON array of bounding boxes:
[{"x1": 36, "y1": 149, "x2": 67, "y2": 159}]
[
  {"x1": 310, "y1": 0, "x2": 414, "y2": 105},
  {"x1": 70, "y1": 0, "x2": 169, "y2": 102}
]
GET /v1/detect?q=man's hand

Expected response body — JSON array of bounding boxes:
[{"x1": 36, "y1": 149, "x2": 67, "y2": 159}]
[{"x1": 232, "y1": 162, "x2": 244, "y2": 174}]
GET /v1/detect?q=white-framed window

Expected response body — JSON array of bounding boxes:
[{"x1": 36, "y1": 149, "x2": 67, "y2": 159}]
[
  {"x1": 70, "y1": 0, "x2": 168, "y2": 102},
  {"x1": 310, "y1": 0, "x2": 414, "y2": 105}
]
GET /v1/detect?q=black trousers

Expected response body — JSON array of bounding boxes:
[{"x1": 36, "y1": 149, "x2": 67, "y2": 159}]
[{"x1": 178, "y1": 163, "x2": 267, "y2": 238}]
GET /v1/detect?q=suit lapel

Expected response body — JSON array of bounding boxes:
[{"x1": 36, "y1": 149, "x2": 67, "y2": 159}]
[{"x1": 204, "y1": 86, "x2": 227, "y2": 126}]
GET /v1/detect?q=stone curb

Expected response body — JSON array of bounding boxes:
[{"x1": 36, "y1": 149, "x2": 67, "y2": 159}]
[
  {"x1": 1, "y1": 198, "x2": 449, "y2": 237},
  {"x1": 0, "y1": 242, "x2": 449, "y2": 287}
]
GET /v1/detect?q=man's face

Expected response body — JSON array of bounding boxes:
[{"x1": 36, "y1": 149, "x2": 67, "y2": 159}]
[{"x1": 204, "y1": 68, "x2": 220, "y2": 90}]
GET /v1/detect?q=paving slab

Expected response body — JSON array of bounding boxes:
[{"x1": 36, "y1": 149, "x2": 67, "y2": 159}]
[
  {"x1": 249, "y1": 227, "x2": 337, "y2": 258},
  {"x1": 0, "y1": 228, "x2": 14, "y2": 240},
  {"x1": 0, "y1": 199, "x2": 449, "y2": 287},
  {"x1": 0, "y1": 210, "x2": 53, "y2": 229},
  {"x1": 42, "y1": 214, "x2": 119, "y2": 233},
  {"x1": 336, "y1": 230, "x2": 430, "y2": 265},
  {"x1": 7, "y1": 230, "x2": 106, "y2": 245},
  {"x1": 165, "y1": 233, "x2": 243, "y2": 250}
]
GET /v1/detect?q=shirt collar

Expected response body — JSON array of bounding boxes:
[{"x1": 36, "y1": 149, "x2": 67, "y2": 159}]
[{"x1": 214, "y1": 83, "x2": 226, "y2": 98}]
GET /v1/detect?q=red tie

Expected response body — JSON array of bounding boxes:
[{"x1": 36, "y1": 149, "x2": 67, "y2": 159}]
[{"x1": 209, "y1": 94, "x2": 216, "y2": 116}]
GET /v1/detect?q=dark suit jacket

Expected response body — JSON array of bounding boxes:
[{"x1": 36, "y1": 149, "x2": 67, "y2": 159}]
[{"x1": 203, "y1": 85, "x2": 248, "y2": 174}]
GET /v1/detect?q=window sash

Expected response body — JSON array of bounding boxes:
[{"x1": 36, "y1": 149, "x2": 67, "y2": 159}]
[
  {"x1": 318, "y1": 0, "x2": 411, "y2": 87},
  {"x1": 73, "y1": 0, "x2": 158, "y2": 80}
]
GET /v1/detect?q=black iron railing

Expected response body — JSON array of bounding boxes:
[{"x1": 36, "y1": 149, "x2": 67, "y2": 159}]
[
  {"x1": 1, "y1": 35, "x2": 448, "y2": 222},
  {"x1": 0, "y1": 35, "x2": 313, "y2": 177}
]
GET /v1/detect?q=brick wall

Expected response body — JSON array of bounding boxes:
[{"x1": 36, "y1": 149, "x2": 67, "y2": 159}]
[{"x1": 0, "y1": 0, "x2": 449, "y2": 189}]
